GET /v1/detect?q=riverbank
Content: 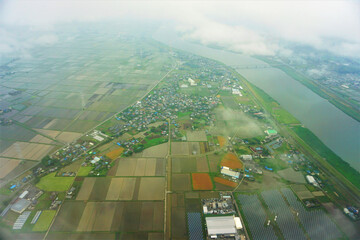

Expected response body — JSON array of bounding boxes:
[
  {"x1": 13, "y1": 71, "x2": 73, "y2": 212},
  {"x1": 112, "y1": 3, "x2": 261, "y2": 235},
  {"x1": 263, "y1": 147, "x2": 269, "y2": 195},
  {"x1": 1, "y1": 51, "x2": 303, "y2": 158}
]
[
  {"x1": 256, "y1": 56, "x2": 360, "y2": 122},
  {"x1": 233, "y1": 70, "x2": 360, "y2": 196}
]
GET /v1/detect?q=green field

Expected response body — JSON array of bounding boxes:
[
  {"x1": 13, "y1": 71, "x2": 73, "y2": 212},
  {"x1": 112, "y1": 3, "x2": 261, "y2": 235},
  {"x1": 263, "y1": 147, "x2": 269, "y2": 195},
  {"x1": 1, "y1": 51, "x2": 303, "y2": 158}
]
[
  {"x1": 36, "y1": 172, "x2": 75, "y2": 192},
  {"x1": 33, "y1": 210, "x2": 56, "y2": 232},
  {"x1": 77, "y1": 166, "x2": 93, "y2": 177}
]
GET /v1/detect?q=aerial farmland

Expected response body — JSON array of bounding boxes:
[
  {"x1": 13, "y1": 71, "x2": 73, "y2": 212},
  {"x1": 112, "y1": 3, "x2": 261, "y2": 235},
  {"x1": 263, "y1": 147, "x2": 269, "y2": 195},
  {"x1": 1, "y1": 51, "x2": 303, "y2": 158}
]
[{"x1": 0, "y1": 22, "x2": 359, "y2": 240}]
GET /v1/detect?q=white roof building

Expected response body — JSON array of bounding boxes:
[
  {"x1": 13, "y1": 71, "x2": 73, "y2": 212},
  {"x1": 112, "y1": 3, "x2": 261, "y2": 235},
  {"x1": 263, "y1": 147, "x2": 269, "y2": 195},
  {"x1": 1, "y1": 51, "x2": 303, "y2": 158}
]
[
  {"x1": 188, "y1": 78, "x2": 197, "y2": 86},
  {"x1": 221, "y1": 167, "x2": 240, "y2": 179},
  {"x1": 241, "y1": 155, "x2": 253, "y2": 161},
  {"x1": 206, "y1": 216, "x2": 237, "y2": 236}
]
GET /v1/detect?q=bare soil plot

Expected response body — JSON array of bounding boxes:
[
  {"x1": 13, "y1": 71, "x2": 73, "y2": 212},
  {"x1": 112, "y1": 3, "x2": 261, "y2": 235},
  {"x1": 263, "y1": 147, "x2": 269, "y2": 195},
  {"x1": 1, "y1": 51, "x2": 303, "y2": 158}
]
[
  {"x1": 141, "y1": 142, "x2": 168, "y2": 157},
  {"x1": 172, "y1": 174, "x2": 191, "y2": 192},
  {"x1": 110, "y1": 202, "x2": 125, "y2": 232},
  {"x1": 51, "y1": 201, "x2": 85, "y2": 231},
  {"x1": 76, "y1": 178, "x2": 96, "y2": 200},
  {"x1": 92, "y1": 202, "x2": 117, "y2": 231},
  {"x1": 186, "y1": 130, "x2": 207, "y2": 141},
  {"x1": 277, "y1": 168, "x2": 305, "y2": 183},
  {"x1": 29, "y1": 134, "x2": 54, "y2": 144},
  {"x1": 0, "y1": 142, "x2": 53, "y2": 161},
  {"x1": 144, "y1": 158, "x2": 157, "y2": 176},
  {"x1": 214, "y1": 177, "x2": 237, "y2": 188},
  {"x1": 89, "y1": 177, "x2": 111, "y2": 201},
  {"x1": 77, "y1": 202, "x2": 97, "y2": 231},
  {"x1": 134, "y1": 158, "x2": 147, "y2": 176},
  {"x1": 34, "y1": 129, "x2": 60, "y2": 138},
  {"x1": 121, "y1": 202, "x2": 142, "y2": 231},
  {"x1": 217, "y1": 136, "x2": 226, "y2": 147},
  {"x1": 138, "y1": 177, "x2": 165, "y2": 200},
  {"x1": 171, "y1": 207, "x2": 187, "y2": 239},
  {"x1": 152, "y1": 201, "x2": 164, "y2": 231},
  {"x1": 139, "y1": 202, "x2": 155, "y2": 231},
  {"x1": 155, "y1": 158, "x2": 165, "y2": 176},
  {"x1": 207, "y1": 154, "x2": 221, "y2": 172},
  {"x1": 196, "y1": 156, "x2": 209, "y2": 172},
  {"x1": 221, "y1": 152, "x2": 243, "y2": 169},
  {"x1": 0, "y1": 158, "x2": 21, "y2": 179},
  {"x1": 172, "y1": 193, "x2": 185, "y2": 208},
  {"x1": 171, "y1": 142, "x2": 189, "y2": 155},
  {"x1": 189, "y1": 142, "x2": 201, "y2": 155},
  {"x1": 106, "y1": 178, "x2": 124, "y2": 200},
  {"x1": 105, "y1": 147, "x2": 124, "y2": 160},
  {"x1": 55, "y1": 132, "x2": 82, "y2": 143},
  {"x1": 192, "y1": 173, "x2": 213, "y2": 190},
  {"x1": 116, "y1": 158, "x2": 137, "y2": 176},
  {"x1": 118, "y1": 177, "x2": 136, "y2": 200}
]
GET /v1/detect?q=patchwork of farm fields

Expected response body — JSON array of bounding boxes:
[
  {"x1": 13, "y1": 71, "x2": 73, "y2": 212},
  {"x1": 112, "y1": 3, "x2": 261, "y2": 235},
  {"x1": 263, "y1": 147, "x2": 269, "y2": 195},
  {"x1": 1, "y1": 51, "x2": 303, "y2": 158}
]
[{"x1": 0, "y1": 33, "x2": 176, "y2": 183}]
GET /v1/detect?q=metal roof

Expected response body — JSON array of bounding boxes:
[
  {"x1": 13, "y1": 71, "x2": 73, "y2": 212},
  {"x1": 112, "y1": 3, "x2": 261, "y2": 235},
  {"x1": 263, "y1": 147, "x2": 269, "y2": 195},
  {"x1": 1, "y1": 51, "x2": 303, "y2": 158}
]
[{"x1": 206, "y1": 216, "x2": 236, "y2": 235}]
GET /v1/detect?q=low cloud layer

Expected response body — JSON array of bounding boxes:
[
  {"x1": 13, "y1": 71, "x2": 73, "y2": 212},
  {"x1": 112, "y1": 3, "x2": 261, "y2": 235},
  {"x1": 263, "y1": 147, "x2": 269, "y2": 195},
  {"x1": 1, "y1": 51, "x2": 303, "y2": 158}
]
[{"x1": 0, "y1": 0, "x2": 359, "y2": 58}]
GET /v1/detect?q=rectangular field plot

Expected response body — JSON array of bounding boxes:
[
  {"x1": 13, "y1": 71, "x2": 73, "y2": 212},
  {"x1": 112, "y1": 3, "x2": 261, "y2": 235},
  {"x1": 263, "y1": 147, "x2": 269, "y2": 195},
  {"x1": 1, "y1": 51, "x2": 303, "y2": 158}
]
[
  {"x1": 115, "y1": 158, "x2": 165, "y2": 176},
  {"x1": 0, "y1": 158, "x2": 21, "y2": 179},
  {"x1": 137, "y1": 177, "x2": 165, "y2": 200},
  {"x1": 141, "y1": 143, "x2": 168, "y2": 158},
  {"x1": 186, "y1": 130, "x2": 207, "y2": 142},
  {"x1": 76, "y1": 178, "x2": 96, "y2": 200},
  {"x1": 237, "y1": 194, "x2": 278, "y2": 240},
  {"x1": 0, "y1": 142, "x2": 54, "y2": 160},
  {"x1": 0, "y1": 125, "x2": 36, "y2": 141},
  {"x1": 171, "y1": 142, "x2": 190, "y2": 155},
  {"x1": 191, "y1": 173, "x2": 213, "y2": 190},
  {"x1": 51, "y1": 201, "x2": 86, "y2": 231},
  {"x1": 55, "y1": 132, "x2": 83, "y2": 143},
  {"x1": 172, "y1": 174, "x2": 192, "y2": 192},
  {"x1": 111, "y1": 201, "x2": 164, "y2": 232},
  {"x1": 281, "y1": 188, "x2": 342, "y2": 240},
  {"x1": 261, "y1": 189, "x2": 307, "y2": 240}
]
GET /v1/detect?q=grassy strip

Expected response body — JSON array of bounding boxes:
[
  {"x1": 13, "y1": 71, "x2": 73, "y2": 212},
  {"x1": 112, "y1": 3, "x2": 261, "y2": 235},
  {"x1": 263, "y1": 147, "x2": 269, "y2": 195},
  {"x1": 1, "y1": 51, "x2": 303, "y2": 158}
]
[
  {"x1": 32, "y1": 210, "x2": 56, "y2": 232},
  {"x1": 256, "y1": 56, "x2": 360, "y2": 122}
]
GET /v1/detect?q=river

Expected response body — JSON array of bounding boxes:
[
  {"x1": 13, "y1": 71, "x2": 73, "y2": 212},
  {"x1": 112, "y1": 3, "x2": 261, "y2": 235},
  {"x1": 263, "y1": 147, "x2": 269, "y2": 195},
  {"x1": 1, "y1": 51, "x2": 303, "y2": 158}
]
[{"x1": 154, "y1": 27, "x2": 360, "y2": 171}]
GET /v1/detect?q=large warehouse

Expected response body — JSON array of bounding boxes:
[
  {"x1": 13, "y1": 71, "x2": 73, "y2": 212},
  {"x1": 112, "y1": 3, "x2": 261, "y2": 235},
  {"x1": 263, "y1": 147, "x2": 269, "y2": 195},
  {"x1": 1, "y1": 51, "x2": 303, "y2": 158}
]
[{"x1": 205, "y1": 215, "x2": 237, "y2": 238}]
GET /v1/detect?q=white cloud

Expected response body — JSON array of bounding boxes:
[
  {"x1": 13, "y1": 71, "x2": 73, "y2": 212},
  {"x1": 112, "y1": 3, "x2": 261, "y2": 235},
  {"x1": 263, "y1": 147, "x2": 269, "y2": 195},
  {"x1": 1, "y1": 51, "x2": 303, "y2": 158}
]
[{"x1": 0, "y1": 0, "x2": 359, "y2": 57}]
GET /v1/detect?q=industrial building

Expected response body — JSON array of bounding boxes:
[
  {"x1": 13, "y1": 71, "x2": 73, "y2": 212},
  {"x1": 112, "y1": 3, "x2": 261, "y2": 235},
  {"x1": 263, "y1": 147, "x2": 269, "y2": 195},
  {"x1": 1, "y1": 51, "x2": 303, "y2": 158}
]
[
  {"x1": 11, "y1": 199, "x2": 31, "y2": 214},
  {"x1": 205, "y1": 215, "x2": 241, "y2": 238}
]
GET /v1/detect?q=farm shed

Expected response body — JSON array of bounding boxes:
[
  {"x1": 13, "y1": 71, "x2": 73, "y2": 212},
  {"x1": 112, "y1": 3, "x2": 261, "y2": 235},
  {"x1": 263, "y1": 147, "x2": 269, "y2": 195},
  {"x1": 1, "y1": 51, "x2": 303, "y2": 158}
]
[{"x1": 221, "y1": 167, "x2": 240, "y2": 179}]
